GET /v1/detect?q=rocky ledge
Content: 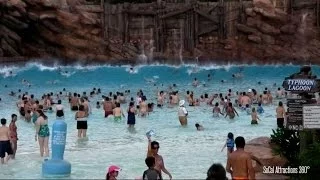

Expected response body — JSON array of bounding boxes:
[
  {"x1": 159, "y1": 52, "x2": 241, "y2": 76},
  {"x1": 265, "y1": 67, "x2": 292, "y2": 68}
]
[
  {"x1": 246, "y1": 136, "x2": 289, "y2": 180},
  {"x1": 1, "y1": 0, "x2": 320, "y2": 65}
]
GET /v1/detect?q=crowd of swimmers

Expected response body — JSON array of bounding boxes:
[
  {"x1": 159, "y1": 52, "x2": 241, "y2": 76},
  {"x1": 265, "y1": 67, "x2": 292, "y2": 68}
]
[{"x1": 0, "y1": 69, "x2": 293, "y2": 180}]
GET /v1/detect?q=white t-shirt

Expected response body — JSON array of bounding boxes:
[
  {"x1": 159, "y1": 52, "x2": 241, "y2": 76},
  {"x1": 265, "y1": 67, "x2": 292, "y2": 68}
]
[{"x1": 178, "y1": 106, "x2": 188, "y2": 117}]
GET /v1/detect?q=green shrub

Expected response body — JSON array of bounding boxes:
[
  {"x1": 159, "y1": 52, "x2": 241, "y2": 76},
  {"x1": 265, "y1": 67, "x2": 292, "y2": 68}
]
[
  {"x1": 270, "y1": 128, "x2": 300, "y2": 166},
  {"x1": 299, "y1": 143, "x2": 320, "y2": 180}
]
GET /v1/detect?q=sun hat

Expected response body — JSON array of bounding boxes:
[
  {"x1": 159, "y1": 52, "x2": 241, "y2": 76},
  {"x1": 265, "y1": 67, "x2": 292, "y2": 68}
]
[
  {"x1": 248, "y1": 89, "x2": 252, "y2": 93},
  {"x1": 107, "y1": 165, "x2": 121, "y2": 174},
  {"x1": 179, "y1": 100, "x2": 185, "y2": 106}
]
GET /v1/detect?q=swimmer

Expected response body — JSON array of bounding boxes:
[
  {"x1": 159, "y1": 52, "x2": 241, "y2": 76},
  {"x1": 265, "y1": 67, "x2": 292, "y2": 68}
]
[
  {"x1": 207, "y1": 74, "x2": 212, "y2": 81},
  {"x1": 192, "y1": 78, "x2": 199, "y2": 87},
  {"x1": 139, "y1": 96, "x2": 148, "y2": 117},
  {"x1": 195, "y1": 123, "x2": 204, "y2": 131},
  {"x1": 257, "y1": 103, "x2": 264, "y2": 114},
  {"x1": 96, "y1": 101, "x2": 101, "y2": 109},
  {"x1": 113, "y1": 102, "x2": 125, "y2": 121},
  {"x1": 251, "y1": 108, "x2": 260, "y2": 125},
  {"x1": 225, "y1": 102, "x2": 239, "y2": 119},
  {"x1": 213, "y1": 102, "x2": 224, "y2": 117},
  {"x1": 221, "y1": 132, "x2": 234, "y2": 155},
  {"x1": 0, "y1": 118, "x2": 13, "y2": 164}
]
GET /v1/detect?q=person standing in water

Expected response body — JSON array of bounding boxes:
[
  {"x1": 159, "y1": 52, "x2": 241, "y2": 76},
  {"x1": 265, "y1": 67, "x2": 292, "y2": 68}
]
[
  {"x1": 35, "y1": 110, "x2": 50, "y2": 157},
  {"x1": 178, "y1": 100, "x2": 188, "y2": 126},
  {"x1": 0, "y1": 118, "x2": 13, "y2": 164},
  {"x1": 55, "y1": 100, "x2": 64, "y2": 118},
  {"x1": 147, "y1": 137, "x2": 172, "y2": 180},
  {"x1": 251, "y1": 108, "x2": 260, "y2": 125},
  {"x1": 225, "y1": 103, "x2": 239, "y2": 119},
  {"x1": 221, "y1": 132, "x2": 234, "y2": 156},
  {"x1": 75, "y1": 105, "x2": 88, "y2": 138},
  {"x1": 276, "y1": 101, "x2": 285, "y2": 128},
  {"x1": 127, "y1": 102, "x2": 136, "y2": 128},
  {"x1": 9, "y1": 114, "x2": 18, "y2": 159},
  {"x1": 113, "y1": 102, "x2": 125, "y2": 121},
  {"x1": 226, "y1": 136, "x2": 255, "y2": 180}
]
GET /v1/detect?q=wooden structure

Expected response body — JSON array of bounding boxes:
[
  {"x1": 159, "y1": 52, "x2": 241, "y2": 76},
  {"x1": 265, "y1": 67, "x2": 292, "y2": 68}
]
[{"x1": 103, "y1": 0, "x2": 253, "y2": 53}]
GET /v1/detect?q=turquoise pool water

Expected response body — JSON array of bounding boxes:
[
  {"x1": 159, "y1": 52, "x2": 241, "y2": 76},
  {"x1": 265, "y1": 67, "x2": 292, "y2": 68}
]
[{"x1": 0, "y1": 63, "x2": 318, "y2": 179}]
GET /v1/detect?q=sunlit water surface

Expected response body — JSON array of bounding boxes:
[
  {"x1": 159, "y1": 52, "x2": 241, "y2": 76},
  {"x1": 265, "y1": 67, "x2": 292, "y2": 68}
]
[{"x1": 0, "y1": 63, "x2": 319, "y2": 179}]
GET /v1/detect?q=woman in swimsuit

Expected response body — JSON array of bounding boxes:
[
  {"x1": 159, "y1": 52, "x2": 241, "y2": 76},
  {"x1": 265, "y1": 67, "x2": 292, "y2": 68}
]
[
  {"x1": 9, "y1": 114, "x2": 18, "y2": 159},
  {"x1": 225, "y1": 102, "x2": 239, "y2": 119},
  {"x1": 55, "y1": 100, "x2": 64, "y2": 118},
  {"x1": 75, "y1": 105, "x2": 88, "y2": 138},
  {"x1": 127, "y1": 102, "x2": 136, "y2": 128},
  {"x1": 35, "y1": 110, "x2": 50, "y2": 157},
  {"x1": 139, "y1": 96, "x2": 148, "y2": 117}
]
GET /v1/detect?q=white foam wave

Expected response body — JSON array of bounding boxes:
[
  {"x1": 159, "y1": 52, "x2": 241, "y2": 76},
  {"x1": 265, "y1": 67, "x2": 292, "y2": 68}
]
[{"x1": 0, "y1": 61, "x2": 305, "y2": 77}]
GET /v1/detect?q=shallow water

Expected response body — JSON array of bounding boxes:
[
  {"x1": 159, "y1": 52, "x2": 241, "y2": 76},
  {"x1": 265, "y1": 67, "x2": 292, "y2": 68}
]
[{"x1": 0, "y1": 63, "x2": 318, "y2": 179}]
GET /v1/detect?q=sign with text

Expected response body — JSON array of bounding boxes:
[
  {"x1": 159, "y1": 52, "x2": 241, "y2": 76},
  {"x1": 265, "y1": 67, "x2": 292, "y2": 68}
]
[
  {"x1": 303, "y1": 105, "x2": 320, "y2": 129},
  {"x1": 286, "y1": 99, "x2": 314, "y2": 130},
  {"x1": 283, "y1": 79, "x2": 320, "y2": 93}
]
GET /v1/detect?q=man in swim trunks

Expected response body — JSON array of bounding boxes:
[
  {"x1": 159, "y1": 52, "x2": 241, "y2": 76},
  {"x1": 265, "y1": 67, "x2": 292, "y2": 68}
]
[
  {"x1": 70, "y1": 93, "x2": 79, "y2": 111},
  {"x1": 240, "y1": 92, "x2": 251, "y2": 107},
  {"x1": 103, "y1": 97, "x2": 114, "y2": 118},
  {"x1": 113, "y1": 102, "x2": 125, "y2": 121},
  {"x1": 157, "y1": 91, "x2": 165, "y2": 107},
  {"x1": 226, "y1": 136, "x2": 255, "y2": 180},
  {"x1": 276, "y1": 101, "x2": 285, "y2": 128},
  {"x1": 0, "y1": 118, "x2": 13, "y2": 164}
]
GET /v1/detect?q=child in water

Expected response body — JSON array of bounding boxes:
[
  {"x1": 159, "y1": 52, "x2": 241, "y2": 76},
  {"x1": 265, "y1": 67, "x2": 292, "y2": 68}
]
[
  {"x1": 96, "y1": 101, "x2": 101, "y2": 109},
  {"x1": 47, "y1": 107, "x2": 53, "y2": 113},
  {"x1": 251, "y1": 107, "x2": 260, "y2": 125},
  {"x1": 245, "y1": 104, "x2": 251, "y2": 115},
  {"x1": 257, "y1": 103, "x2": 264, "y2": 114},
  {"x1": 221, "y1": 132, "x2": 234, "y2": 155},
  {"x1": 195, "y1": 123, "x2": 204, "y2": 131}
]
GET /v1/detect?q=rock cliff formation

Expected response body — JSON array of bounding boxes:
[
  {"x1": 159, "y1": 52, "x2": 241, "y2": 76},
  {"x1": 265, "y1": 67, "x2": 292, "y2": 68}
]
[
  {"x1": 1, "y1": 0, "x2": 320, "y2": 64},
  {"x1": 0, "y1": 0, "x2": 138, "y2": 64},
  {"x1": 245, "y1": 136, "x2": 289, "y2": 179}
]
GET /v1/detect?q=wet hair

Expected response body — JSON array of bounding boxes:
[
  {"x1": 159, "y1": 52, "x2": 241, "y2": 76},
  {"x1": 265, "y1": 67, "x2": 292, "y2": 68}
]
[
  {"x1": 1, "y1": 118, "x2": 6, "y2": 125},
  {"x1": 258, "y1": 103, "x2": 262, "y2": 106},
  {"x1": 151, "y1": 141, "x2": 159, "y2": 149},
  {"x1": 227, "y1": 132, "x2": 233, "y2": 139},
  {"x1": 206, "y1": 163, "x2": 227, "y2": 180},
  {"x1": 279, "y1": 101, "x2": 283, "y2": 106},
  {"x1": 228, "y1": 102, "x2": 233, "y2": 107},
  {"x1": 109, "y1": 92, "x2": 113, "y2": 97},
  {"x1": 129, "y1": 102, "x2": 134, "y2": 107},
  {"x1": 187, "y1": 91, "x2": 190, "y2": 94},
  {"x1": 142, "y1": 96, "x2": 147, "y2": 101},
  {"x1": 74, "y1": 93, "x2": 77, "y2": 97},
  {"x1": 215, "y1": 102, "x2": 219, "y2": 106},
  {"x1": 245, "y1": 104, "x2": 249, "y2": 108},
  {"x1": 79, "y1": 105, "x2": 85, "y2": 111},
  {"x1": 278, "y1": 87, "x2": 281, "y2": 90},
  {"x1": 228, "y1": 89, "x2": 231, "y2": 92},
  {"x1": 105, "y1": 97, "x2": 110, "y2": 101},
  {"x1": 235, "y1": 136, "x2": 245, "y2": 148},
  {"x1": 116, "y1": 102, "x2": 120, "y2": 107},
  {"x1": 252, "y1": 107, "x2": 256, "y2": 112},
  {"x1": 145, "y1": 156, "x2": 155, "y2": 168},
  {"x1": 200, "y1": 95, "x2": 203, "y2": 99},
  {"x1": 11, "y1": 114, "x2": 17, "y2": 119},
  {"x1": 58, "y1": 100, "x2": 62, "y2": 104},
  {"x1": 97, "y1": 101, "x2": 100, "y2": 105},
  {"x1": 204, "y1": 94, "x2": 208, "y2": 98},
  {"x1": 37, "y1": 110, "x2": 47, "y2": 120},
  {"x1": 195, "y1": 123, "x2": 200, "y2": 128}
]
